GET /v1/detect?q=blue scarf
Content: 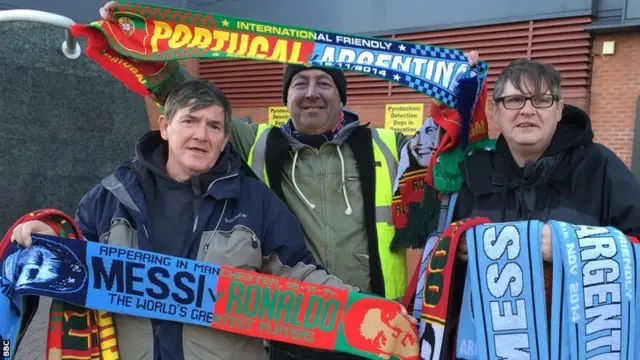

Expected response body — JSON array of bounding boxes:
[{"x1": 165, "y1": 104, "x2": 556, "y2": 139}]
[{"x1": 460, "y1": 220, "x2": 639, "y2": 359}]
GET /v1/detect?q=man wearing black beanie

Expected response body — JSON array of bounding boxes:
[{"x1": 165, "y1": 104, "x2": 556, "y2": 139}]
[
  {"x1": 261, "y1": 64, "x2": 412, "y2": 360},
  {"x1": 282, "y1": 65, "x2": 348, "y2": 106}
]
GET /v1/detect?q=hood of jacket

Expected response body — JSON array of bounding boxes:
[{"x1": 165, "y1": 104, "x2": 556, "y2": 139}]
[
  {"x1": 465, "y1": 104, "x2": 595, "y2": 194},
  {"x1": 280, "y1": 108, "x2": 362, "y2": 150}
]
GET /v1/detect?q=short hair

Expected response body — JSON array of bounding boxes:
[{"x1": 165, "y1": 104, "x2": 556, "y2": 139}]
[
  {"x1": 163, "y1": 80, "x2": 232, "y2": 135},
  {"x1": 493, "y1": 59, "x2": 562, "y2": 100}
]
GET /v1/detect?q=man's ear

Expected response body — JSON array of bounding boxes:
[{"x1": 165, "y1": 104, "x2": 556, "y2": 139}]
[
  {"x1": 221, "y1": 134, "x2": 230, "y2": 152},
  {"x1": 158, "y1": 114, "x2": 169, "y2": 140},
  {"x1": 556, "y1": 99, "x2": 565, "y2": 123},
  {"x1": 490, "y1": 99, "x2": 500, "y2": 125}
]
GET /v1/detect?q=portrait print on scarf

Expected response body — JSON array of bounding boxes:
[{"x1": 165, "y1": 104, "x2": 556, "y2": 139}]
[
  {"x1": 391, "y1": 117, "x2": 439, "y2": 244},
  {"x1": 390, "y1": 82, "x2": 494, "y2": 252}
]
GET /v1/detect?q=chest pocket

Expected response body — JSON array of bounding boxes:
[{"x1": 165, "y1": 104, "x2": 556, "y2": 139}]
[
  {"x1": 196, "y1": 225, "x2": 263, "y2": 271},
  {"x1": 99, "y1": 218, "x2": 138, "y2": 249}
]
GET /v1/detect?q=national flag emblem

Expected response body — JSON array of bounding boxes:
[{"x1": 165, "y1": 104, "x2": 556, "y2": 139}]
[
  {"x1": 118, "y1": 17, "x2": 135, "y2": 37},
  {"x1": 104, "y1": 13, "x2": 151, "y2": 55}
]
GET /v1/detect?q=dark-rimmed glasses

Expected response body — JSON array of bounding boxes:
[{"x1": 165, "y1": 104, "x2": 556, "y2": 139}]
[{"x1": 495, "y1": 95, "x2": 559, "y2": 110}]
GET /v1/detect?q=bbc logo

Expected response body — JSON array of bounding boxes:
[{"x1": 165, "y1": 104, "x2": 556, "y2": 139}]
[{"x1": 2, "y1": 339, "x2": 9, "y2": 357}]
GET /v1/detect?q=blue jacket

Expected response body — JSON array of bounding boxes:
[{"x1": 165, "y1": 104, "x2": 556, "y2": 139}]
[{"x1": 74, "y1": 131, "x2": 352, "y2": 360}]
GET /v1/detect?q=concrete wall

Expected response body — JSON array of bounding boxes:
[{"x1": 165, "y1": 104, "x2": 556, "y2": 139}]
[
  {"x1": 0, "y1": 0, "x2": 199, "y2": 23},
  {"x1": 0, "y1": 21, "x2": 150, "y2": 233}
]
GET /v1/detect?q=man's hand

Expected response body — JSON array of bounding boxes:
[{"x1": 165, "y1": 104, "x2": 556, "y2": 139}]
[
  {"x1": 465, "y1": 50, "x2": 479, "y2": 67},
  {"x1": 542, "y1": 223, "x2": 552, "y2": 262},
  {"x1": 457, "y1": 233, "x2": 468, "y2": 261},
  {"x1": 99, "y1": 1, "x2": 116, "y2": 22},
  {"x1": 11, "y1": 220, "x2": 56, "y2": 247},
  {"x1": 399, "y1": 303, "x2": 418, "y2": 325}
]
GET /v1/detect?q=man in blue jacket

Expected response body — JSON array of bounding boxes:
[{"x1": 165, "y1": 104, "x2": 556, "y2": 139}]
[{"x1": 10, "y1": 80, "x2": 372, "y2": 359}]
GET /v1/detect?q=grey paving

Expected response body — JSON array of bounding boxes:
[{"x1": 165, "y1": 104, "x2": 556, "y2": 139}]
[{"x1": 14, "y1": 297, "x2": 51, "y2": 360}]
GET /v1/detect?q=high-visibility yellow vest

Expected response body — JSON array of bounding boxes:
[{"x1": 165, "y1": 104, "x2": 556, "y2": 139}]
[{"x1": 247, "y1": 124, "x2": 407, "y2": 299}]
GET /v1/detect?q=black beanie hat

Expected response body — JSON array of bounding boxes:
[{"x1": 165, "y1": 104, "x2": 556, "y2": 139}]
[{"x1": 282, "y1": 65, "x2": 347, "y2": 105}]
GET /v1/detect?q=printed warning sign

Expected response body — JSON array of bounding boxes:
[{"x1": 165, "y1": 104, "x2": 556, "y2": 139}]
[
  {"x1": 384, "y1": 104, "x2": 424, "y2": 135},
  {"x1": 268, "y1": 107, "x2": 290, "y2": 127}
]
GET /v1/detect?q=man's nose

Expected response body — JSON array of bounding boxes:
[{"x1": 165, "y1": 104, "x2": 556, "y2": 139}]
[
  {"x1": 192, "y1": 121, "x2": 208, "y2": 139},
  {"x1": 304, "y1": 82, "x2": 320, "y2": 99},
  {"x1": 520, "y1": 99, "x2": 537, "y2": 115}
]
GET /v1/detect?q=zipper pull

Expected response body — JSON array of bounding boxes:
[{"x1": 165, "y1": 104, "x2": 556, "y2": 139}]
[{"x1": 252, "y1": 235, "x2": 258, "y2": 249}]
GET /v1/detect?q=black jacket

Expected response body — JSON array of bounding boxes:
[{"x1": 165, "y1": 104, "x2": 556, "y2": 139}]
[{"x1": 455, "y1": 104, "x2": 640, "y2": 233}]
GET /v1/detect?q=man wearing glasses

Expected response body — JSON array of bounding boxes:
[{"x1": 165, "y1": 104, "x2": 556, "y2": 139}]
[
  {"x1": 444, "y1": 57, "x2": 640, "y2": 359},
  {"x1": 455, "y1": 57, "x2": 640, "y2": 257}
]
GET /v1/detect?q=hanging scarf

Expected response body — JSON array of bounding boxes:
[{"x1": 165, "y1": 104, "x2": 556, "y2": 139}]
[
  {"x1": 408, "y1": 192, "x2": 458, "y2": 319},
  {"x1": 0, "y1": 210, "x2": 420, "y2": 360},
  {"x1": 459, "y1": 220, "x2": 640, "y2": 360},
  {"x1": 415, "y1": 217, "x2": 490, "y2": 360},
  {"x1": 390, "y1": 82, "x2": 495, "y2": 251}
]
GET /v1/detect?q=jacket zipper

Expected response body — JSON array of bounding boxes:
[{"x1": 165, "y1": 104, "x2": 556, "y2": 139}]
[
  {"x1": 186, "y1": 172, "x2": 239, "y2": 258},
  {"x1": 191, "y1": 172, "x2": 239, "y2": 236}
]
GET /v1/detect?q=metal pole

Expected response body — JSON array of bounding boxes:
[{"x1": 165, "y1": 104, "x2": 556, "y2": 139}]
[{"x1": 0, "y1": 9, "x2": 81, "y2": 59}]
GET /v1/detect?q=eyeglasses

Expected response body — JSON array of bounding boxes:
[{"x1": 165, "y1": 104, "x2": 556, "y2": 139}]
[{"x1": 495, "y1": 95, "x2": 559, "y2": 110}]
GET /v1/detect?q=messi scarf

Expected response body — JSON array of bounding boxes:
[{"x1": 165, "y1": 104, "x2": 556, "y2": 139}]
[
  {"x1": 0, "y1": 211, "x2": 420, "y2": 360},
  {"x1": 456, "y1": 220, "x2": 640, "y2": 360}
]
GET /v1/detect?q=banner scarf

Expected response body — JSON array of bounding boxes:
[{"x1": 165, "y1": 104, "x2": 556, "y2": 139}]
[
  {"x1": 0, "y1": 222, "x2": 420, "y2": 360},
  {"x1": 67, "y1": 2, "x2": 488, "y2": 137},
  {"x1": 62, "y1": 1, "x2": 491, "y2": 171},
  {"x1": 460, "y1": 220, "x2": 639, "y2": 360}
]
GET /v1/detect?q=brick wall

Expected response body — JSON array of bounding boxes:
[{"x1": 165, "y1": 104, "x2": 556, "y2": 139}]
[
  {"x1": 589, "y1": 32, "x2": 640, "y2": 167},
  {"x1": 231, "y1": 96, "x2": 589, "y2": 140},
  {"x1": 147, "y1": 33, "x2": 640, "y2": 167}
]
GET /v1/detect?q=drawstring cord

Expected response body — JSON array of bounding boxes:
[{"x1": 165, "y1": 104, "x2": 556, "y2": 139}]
[
  {"x1": 336, "y1": 146, "x2": 353, "y2": 215},
  {"x1": 291, "y1": 150, "x2": 316, "y2": 210},
  {"x1": 290, "y1": 146, "x2": 353, "y2": 215}
]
